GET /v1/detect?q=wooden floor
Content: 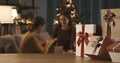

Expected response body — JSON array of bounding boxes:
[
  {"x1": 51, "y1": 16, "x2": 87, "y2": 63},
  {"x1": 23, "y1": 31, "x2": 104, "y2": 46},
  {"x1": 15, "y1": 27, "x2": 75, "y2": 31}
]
[{"x1": 0, "y1": 53, "x2": 115, "y2": 63}]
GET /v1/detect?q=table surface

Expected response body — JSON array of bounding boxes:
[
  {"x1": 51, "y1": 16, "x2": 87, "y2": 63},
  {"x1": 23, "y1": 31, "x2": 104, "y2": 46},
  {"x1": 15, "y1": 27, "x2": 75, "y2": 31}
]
[{"x1": 0, "y1": 53, "x2": 114, "y2": 63}]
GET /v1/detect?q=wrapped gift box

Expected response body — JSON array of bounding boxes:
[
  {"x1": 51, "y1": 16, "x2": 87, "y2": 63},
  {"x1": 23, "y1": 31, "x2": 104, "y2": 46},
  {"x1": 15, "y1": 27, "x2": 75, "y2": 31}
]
[
  {"x1": 85, "y1": 36, "x2": 113, "y2": 60},
  {"x1": 85, "y1": 36, "x2": 105, "y2": 55},
  {"x1": 101, "y1": 9, "x2": 120, "y2": 39},
  {"x1": 107, "y1": 42, "x2": 120, "y2": 62},
  {"x1": 76, "y1": 24, "x2": 96, "y2": 57}
]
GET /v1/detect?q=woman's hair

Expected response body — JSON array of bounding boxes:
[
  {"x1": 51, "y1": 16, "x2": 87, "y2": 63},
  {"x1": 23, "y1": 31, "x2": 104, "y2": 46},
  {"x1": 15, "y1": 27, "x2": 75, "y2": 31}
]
[
  {"x1": 27, "y1": 16, "x2": 46, "y2": 32},
  {"x1": 58, "y1": 12, "x2": 73, "y2": 27}
]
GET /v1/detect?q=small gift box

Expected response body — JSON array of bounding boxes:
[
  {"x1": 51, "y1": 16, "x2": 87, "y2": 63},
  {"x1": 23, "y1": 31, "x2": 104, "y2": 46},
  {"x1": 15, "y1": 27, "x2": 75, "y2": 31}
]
[
  {"x1": 76, "y1": 24, "x2": 96, "y2": 57},
  {"x1": 85, "y1": 37, "x2": 113, "y2": 60},
  {"x1": 107, "y1": 42, "x2": 120, "y2": 62},
  {"x1": 85, "y1": 36, "x2": 105, "y2": 55}
]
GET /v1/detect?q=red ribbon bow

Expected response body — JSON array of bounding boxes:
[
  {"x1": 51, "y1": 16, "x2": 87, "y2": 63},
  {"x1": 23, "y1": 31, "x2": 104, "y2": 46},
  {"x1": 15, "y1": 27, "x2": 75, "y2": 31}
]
[{"x1": 77, "y1": 24, "x2": 89, "y2": 57}]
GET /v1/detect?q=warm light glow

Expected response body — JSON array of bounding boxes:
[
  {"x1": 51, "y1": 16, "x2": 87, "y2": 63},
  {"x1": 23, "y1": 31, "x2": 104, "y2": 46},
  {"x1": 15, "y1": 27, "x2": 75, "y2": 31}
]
[
  {"x1": 66, "y1": 0, "x2": 72, "y2": 4},
  {"x1": 11, "y1": 9, "x2": 18, "y2": 19},
  {"x1": 66, "y1": 4, "x2": 71, "y2": 7},
  {"x1": 56, "y1": 8, "x2": 59, "y2": 10},
  {"x1": 54, "y1": 20, "x2": 59, "y2": 24},
  {"x1": 57, "y1": 13, "x2": 61, "y2": 16},
  {"x1": 0, "y1": 6, "x2": 18, "y2": 23},
  {"x1": 71, "y1": 11, "x2": 74, "y2": 13},
  {"x1": 0, "y1": 6, "x2": 13, "y2": 23},
  {"x1": 53, "y1": 20, "x2": 59, "y2": 25}
]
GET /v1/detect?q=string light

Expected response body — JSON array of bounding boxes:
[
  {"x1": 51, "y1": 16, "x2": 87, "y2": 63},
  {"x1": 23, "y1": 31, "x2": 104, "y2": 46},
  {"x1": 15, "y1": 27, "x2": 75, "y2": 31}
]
[
  {"x1": 53, "y1": 0, "x2": 80, "y2": 25},
  {"x1": 14, "y1": 18, "x2": 33, "y2": 25}
]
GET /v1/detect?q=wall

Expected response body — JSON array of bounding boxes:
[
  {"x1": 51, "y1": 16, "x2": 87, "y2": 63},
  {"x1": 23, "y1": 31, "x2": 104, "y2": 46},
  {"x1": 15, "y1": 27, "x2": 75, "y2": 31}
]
[
  {"x1": 34, "y1": 0, "x2": 47, "y2": 21},
  {"x1": 47, "y1": 0, "x2": 57, "y2": 34}
]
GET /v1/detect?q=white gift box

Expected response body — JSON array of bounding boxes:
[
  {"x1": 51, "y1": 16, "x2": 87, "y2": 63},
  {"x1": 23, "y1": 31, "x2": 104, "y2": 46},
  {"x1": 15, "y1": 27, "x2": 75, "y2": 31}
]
[
  {"x1": 109, "y1": 52, "x2": 120, "y2": 62},
  {"x1": 85, "y1": 36, "x2": 105, "y2": 55},
  {"x1": 101, "y1": 9, "x2": 120, "y2": 39},
  {"x1": 107, "y1": 42, "x2": 120, "y2": 62},
  {"x1": 76, "y1": 24, "x2": 96, "y2": 57}
]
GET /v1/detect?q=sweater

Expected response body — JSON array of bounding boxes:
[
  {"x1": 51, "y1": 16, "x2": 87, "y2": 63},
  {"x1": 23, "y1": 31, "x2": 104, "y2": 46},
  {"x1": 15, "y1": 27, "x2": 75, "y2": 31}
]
[{"x1": 19, "y1": 31, "x2": 50, "y2": 53}]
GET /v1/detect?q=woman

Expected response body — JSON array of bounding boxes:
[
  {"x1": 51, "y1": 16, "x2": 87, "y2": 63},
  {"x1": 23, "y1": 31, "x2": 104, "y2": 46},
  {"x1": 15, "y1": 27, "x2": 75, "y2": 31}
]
[
  {"x1": 19, "y1": 16, "x2": 57, "y2": 53},
  {"x1": 52, "y1": 12, "x2": 75, "y2": 52}
]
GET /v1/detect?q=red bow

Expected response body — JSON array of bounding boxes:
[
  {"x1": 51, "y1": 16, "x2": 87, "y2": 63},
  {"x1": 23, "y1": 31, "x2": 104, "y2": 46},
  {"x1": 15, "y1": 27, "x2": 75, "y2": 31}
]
[{"x1": 77, "y1": 24, "x2": 89, "y2": 57}]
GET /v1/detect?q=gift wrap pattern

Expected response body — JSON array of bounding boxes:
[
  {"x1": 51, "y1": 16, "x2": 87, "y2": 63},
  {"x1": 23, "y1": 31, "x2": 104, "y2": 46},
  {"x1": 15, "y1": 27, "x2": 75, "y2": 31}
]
[{"x1": 85, "y1": 36, "x2": 105, "y2": 55}]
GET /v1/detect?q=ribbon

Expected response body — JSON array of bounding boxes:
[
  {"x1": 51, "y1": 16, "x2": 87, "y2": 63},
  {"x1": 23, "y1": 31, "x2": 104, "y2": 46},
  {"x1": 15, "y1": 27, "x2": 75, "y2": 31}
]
[{"x1": 77, "y1": 24, "x2": 89, "y2": 57}]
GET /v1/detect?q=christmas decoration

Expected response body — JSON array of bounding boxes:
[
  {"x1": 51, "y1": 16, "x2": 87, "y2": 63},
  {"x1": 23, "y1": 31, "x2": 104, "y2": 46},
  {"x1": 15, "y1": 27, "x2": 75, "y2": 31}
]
[
  {"x1": 103, "y1": 10, "x2": 116, "y2": 38},
  {"x1": 53, "y1": 0, "x2": 80, "y2": 25},
  {"x1": 77, "y1": 25, "x2": 89, "y2": 57},
  {"x1": 101, "y1": 9, "x2": 120, "y2": 39},
  {"x1": 14, "y1": 18, "x2": 32, "y2": 25},
  {"x1": 76, "y1": 24, "x2": 96, "y2": 57}
]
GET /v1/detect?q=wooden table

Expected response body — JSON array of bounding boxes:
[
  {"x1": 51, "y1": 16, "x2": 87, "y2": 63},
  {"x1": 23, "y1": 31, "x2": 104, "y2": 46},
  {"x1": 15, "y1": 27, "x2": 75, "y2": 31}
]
[{"x1": 0, "y1": 53, "x2": 114, "y2": 63}]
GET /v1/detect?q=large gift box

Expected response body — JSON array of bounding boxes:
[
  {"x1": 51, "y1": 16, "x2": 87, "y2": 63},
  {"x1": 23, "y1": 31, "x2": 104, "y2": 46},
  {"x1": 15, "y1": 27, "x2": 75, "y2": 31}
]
[
  {"x1": 76, "y1": 24, "x2": 96, "y2": 57},
  {"x1": 101, "y1": 9, "x2": 120, "y2": 39},
  {"x1": 107, "y1": 42, "x2": 120, "y2": 62},
  {"x1": 85, "y1": 36, "x2": 105, "y2": 55}
]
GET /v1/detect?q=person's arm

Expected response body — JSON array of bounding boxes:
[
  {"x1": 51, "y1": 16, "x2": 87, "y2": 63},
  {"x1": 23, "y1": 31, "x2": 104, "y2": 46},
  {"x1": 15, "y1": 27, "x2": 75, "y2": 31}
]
[
  {"x1": 32, "y1": 36, "x2": 57, "y2": 53},
  {"x1": 32, "y1": 36, "x2": 49, "y2": 53},
  {"x1": 31, "y1": 36, "x2": 45, "y2": 52}
]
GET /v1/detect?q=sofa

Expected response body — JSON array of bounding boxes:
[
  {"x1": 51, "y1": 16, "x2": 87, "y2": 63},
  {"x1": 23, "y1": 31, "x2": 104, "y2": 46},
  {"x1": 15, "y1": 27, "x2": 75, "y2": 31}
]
[{"x1": 0, "y1": 35, "x2": 23, "y2": 53}]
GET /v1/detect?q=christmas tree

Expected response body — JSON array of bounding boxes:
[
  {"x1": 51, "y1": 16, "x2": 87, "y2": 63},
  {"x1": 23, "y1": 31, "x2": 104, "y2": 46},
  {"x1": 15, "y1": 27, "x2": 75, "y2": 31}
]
[{"x1": 53, "y1": 0, "x2": 80, "y2": 25}]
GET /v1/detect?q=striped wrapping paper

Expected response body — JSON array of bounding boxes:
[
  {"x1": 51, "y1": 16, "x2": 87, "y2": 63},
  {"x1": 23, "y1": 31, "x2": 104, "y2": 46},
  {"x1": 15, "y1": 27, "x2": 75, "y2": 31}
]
[{"x1": 107, "y1": 42, "x2": 120, "y2": 52}]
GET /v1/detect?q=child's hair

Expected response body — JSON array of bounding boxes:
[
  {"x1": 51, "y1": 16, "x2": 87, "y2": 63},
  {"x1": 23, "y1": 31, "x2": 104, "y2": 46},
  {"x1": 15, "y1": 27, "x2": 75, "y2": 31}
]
[{"x1": 27, "y1": 16, "x2": 46, "y2": 32}]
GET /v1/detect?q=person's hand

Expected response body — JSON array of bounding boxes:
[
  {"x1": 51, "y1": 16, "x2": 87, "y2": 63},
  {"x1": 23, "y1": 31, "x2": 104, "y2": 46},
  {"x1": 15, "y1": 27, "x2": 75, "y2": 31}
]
[
  {"x1": 40, "y1": 41, "x2": 46, "y2": 46},
  {"x1": 48, "y1": 38, "x2": 57, "y2": 45},
  {"x1": 45, "y1": 38, "x2": 57, "y2": 48}
]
